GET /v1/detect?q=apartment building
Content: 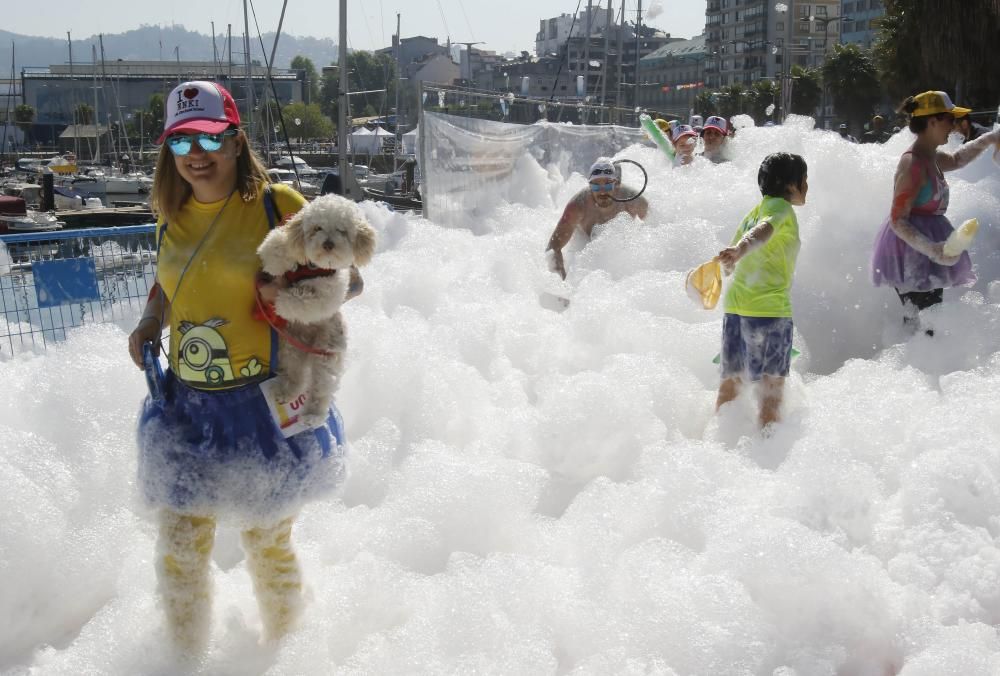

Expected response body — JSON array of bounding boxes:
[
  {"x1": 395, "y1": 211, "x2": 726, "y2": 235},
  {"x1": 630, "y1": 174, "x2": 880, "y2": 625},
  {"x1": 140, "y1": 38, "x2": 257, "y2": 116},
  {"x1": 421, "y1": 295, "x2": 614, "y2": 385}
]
[
  {"x1": 704, "y1": 0, "x2": 843, "y2": 88},
  {"x1": 637, "y1": 34, "x2": 707, "y2": 117},
  {"x1": 840, "y1": 0, "x2": 885, "y2": 48},
  {"x1": 535, "y1": 5, "x2": 616, "y2": 57}
]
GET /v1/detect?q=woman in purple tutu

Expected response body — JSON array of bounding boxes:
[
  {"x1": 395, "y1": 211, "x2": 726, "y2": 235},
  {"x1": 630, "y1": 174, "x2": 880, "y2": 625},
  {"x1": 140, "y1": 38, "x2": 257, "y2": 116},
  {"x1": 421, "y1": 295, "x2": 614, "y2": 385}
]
[{"x1": 871, "y1": 91, "x2": 999, "y2": 333}]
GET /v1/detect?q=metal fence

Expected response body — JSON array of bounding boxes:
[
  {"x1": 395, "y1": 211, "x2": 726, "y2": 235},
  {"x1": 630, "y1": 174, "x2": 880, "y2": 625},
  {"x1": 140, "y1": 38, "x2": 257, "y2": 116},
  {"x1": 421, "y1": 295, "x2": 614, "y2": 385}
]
[{"x1": 0, "y1": 224, "x2": 157, "y2": 355}]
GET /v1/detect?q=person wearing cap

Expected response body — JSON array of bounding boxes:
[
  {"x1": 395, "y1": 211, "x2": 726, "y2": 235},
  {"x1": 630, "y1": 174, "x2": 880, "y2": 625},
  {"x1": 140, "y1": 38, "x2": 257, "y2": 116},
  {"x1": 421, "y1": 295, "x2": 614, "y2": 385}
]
[
  {"x1": 861, "y1": 115, "x2": 891, "y2": 144},
  {"x1": 837, "y1": 124, "x2": 858, "y2": 143},
  {"x1": 871, "y1": 91, "x2": 1000, "y2": 333},
  {"x1": 700, "y1": 115, "x2": 731, "y2": 163},
  {"x1": 716, "y1": 152, "x2": 808, "y2": 429},
  {"x1": 126, "y1": 81, "x2": 356, "y2": 653},
  {"x1": 671, "y1": 124, "x2": 698, "y2": 166},
  {"x1": 545, "y1": 157, "x2": 648, "y2": 280}
]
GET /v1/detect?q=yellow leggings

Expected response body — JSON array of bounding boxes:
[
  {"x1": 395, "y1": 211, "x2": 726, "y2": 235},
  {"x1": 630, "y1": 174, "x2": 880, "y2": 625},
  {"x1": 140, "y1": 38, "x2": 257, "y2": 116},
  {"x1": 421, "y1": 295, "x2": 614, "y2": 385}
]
[{"x1": 157, "y1": 510, "x2": 303, "y2": 650}]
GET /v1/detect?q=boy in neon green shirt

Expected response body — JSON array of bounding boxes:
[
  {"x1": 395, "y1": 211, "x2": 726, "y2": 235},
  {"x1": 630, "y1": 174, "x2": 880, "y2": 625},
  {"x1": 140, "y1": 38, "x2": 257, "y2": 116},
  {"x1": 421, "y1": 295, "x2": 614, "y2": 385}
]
[{"x1": 716, "y1": 152, "x2": 808, "y2": 428}]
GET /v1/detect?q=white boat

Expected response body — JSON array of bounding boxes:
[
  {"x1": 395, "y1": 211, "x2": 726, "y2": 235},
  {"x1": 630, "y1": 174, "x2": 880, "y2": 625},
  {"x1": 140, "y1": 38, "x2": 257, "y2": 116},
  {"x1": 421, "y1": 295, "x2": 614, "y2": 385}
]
[
  {"x1": 273, "y1": 155, "x2": 319, "y2": 179},
  {"x1": 68, "y1": 168, "x2": 144, "y2": 196},
  {"x1": 1, "y1": 180, "x2": 42, "y2": 205},
  {"x1": 0, "y1": 196, "x2": 65, "y2": 233},
  {"x1": 53, "y1": 186, "x2": 104, "y2": 211},
  {"x1": 266, "y1": 168, "x2": 320, "y2": 197}
]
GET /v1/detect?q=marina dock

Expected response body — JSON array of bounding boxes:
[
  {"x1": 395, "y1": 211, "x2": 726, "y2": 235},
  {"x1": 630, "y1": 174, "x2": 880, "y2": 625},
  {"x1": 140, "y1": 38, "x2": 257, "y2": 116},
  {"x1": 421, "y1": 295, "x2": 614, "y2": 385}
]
[{"x1": 57, "y1": 205, "x2": 153, "y2": 228}]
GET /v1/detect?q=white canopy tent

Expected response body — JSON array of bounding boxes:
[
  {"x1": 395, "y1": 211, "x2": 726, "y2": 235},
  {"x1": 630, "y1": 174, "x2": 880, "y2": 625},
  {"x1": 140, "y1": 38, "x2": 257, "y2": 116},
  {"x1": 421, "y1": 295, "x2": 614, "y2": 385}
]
[
  {"x1": 401, "y1": 128, "x2": 419, "y2": 156},
  {"x1": 349, "y1": 126, "x2": 394, "y2": 155}
]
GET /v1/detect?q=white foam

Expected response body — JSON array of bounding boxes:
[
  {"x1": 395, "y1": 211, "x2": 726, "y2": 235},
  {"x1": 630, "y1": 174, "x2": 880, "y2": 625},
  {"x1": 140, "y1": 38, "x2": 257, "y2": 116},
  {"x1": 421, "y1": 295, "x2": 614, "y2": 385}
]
[{"x1": 2, "y1": 121, "x2": 1000, "y2": 673}]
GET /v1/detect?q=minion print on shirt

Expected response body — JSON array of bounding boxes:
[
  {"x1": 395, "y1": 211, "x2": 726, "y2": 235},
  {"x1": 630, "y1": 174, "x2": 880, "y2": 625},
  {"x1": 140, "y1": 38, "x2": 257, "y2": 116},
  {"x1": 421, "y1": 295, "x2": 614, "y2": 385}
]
[{"x1": 176, "y1": 318, "x2": 235, "y2": 385}]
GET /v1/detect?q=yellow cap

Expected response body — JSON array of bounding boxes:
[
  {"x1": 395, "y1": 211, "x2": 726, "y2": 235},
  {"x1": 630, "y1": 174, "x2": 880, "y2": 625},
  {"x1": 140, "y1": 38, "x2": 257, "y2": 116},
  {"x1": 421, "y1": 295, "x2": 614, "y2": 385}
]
[
  {"x1": 912, "y1": 91, "x2": 970, "y2": 118},
  {"x1": 654, "y1": 118, "x2": 672, "y2": 133}
]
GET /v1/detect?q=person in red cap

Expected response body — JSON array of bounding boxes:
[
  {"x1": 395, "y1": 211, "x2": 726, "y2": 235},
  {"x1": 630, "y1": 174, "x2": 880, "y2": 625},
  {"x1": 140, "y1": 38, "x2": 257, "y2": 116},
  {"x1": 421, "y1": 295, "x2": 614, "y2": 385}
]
[
  {"x1": 700, "y1": 115, "x2": 730, "y2": 164},
  {"x1": 871, "y1": 90, "x2": 1000, "y2": 334},
  {"x1": 127, "y1": 80, "x2": 359, "y2": 655}
]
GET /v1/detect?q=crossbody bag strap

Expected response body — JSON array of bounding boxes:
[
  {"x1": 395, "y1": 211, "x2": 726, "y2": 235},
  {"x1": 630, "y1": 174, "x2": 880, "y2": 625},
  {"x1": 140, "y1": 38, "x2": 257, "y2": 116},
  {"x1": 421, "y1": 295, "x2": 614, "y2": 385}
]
[{"x1": 262, "y1": 184, "x2": 283, "y2": 371}]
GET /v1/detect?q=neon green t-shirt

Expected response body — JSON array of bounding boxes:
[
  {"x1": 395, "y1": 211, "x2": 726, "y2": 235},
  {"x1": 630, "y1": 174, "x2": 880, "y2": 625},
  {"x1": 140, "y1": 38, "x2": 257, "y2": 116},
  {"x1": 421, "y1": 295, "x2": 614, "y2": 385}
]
[
  {"x1": 156, "y1": 183, "x2": 306, "y2": 390},
  {"x1": 722, "y1": 195, "x2": 800, "y2": 318}
]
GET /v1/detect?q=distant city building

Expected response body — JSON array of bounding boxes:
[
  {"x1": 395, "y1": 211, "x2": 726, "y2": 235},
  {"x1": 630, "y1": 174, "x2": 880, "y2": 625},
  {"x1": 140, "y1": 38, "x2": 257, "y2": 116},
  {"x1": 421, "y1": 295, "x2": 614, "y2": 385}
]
[
  {"x1": 565, "y1": 23, "x2": 679, "y2": 106},
  {"x1": 0, "y1": 78, "x2": 21, "y2": 120},
  {"x1": 459, "y1": 47, "x2": 503, "y2": 90},
  {"x1": 376, "y1": 36, "x2": 449, "y2": 73},
  {"x1": 410, "y1": 53, "x2": 461, "y2": 90},
  {"x1": 21, "y1": 60, "x2": 303, "y2": 142},
  {"x1": 536, "y1": 5, "x2": 616, "y2": 57},
  {"x1": 840, "y1": 0, "x2": 885, "y2": 48},
  {"x1": 487, "y1": 55, "x2": 563, "y2": 99},
  {"x1": 705, "y1": 0, "x2": 842, "y2": 88},
  {"x1": 1, "y1": 121, "x2": 25, "y2": 151},
  {"x1": 638, "y1": 34, "x2": 707, "y2": 117}
]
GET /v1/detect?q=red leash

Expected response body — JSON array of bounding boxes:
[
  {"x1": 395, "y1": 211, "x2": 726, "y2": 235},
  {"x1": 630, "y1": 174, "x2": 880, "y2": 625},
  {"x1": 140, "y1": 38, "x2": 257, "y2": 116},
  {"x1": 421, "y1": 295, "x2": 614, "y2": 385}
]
[{"x1": 254, "y1": 281, "x2": 338, "y2": 357}]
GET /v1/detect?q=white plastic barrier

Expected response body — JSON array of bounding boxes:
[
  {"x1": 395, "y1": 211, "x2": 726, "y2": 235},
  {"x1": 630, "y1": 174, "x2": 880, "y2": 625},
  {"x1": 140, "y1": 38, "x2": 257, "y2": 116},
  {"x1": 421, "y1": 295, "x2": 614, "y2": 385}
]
[{"x1": 420, "y1": 112, "x2": 649, "y2": 228}]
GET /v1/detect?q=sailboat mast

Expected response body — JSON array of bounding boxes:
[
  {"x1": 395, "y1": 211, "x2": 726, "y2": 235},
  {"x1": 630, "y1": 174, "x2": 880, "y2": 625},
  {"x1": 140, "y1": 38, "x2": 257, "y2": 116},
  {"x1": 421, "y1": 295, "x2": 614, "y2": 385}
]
[
  {"x1": 394, "y1": 13, "x2": 401, "y2": 172},
  {"x1": 634, "y1": 0, "x2": 642, "y2": 110},
  {"x1": 227, "y1": 24, "x2": 233, "y2": 93},
  {"x1": 3, "y1": 43, "x2": 13, "y2": 160},
  {"x1": 67, "y1": 33, "x2": 79, "y2": 160},
  {"x1": 243, "y1": 0, "x2": 254, "y2": 142},
  {"x1": 212, "y1": 22, "x2": 219, "y2": 72},
  {"x1": 92, "y1": 44, "x2": 100, "y2": 163},
  {"x1": 601, "y1": 4, "x2": 610, "y2": 123},
  {"x1": 615, "y1": 2, "x2": 624, "y2": 121},
  {"x1": 337, "y1": 0, "x2": 358, "y2": 200}
]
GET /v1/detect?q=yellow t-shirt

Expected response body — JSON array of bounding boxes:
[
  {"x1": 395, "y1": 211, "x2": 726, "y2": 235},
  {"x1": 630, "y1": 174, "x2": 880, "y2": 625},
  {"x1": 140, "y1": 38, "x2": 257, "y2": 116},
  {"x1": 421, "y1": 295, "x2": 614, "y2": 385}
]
[{"x1": 156, "y1": 183, "x2": 306, "y2": 390}]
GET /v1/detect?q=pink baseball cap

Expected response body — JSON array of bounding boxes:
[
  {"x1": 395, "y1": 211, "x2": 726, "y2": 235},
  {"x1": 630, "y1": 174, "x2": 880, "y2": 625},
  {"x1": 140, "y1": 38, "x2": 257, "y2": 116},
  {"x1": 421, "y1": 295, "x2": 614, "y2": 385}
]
[
  {"x1": 157, "y1": 81, "x2": 241, "y2": 144},
  {"x1": 703, "y1": 115, "x2": 728, "y2": 135},
  {"x1": 671, "y1": 124, "x2": 697, "y2": 143}
]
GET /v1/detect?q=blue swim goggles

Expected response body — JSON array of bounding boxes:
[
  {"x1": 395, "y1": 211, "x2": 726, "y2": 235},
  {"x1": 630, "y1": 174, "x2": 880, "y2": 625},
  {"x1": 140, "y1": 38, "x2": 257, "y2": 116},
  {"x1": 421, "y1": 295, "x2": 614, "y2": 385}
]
[
  {"x1": 166, "y1": 129, "x2": 238, "y2": 156},
  {"x1": 589, "y1": 182, "x2": 616, "y2": 192}
]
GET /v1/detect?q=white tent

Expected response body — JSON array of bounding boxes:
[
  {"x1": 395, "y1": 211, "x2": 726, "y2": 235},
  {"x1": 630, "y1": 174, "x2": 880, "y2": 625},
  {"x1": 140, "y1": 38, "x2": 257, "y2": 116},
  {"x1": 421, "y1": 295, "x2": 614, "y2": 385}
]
[
  {"x1": 352, "y1": 126, "x2": 397, "y2": 155},
  {"x1": 348, "y1": 126, "x2": 376, "y2": 154},
  {"x1": 402, "y1": 128, "x2": 419, "y2": 156}
]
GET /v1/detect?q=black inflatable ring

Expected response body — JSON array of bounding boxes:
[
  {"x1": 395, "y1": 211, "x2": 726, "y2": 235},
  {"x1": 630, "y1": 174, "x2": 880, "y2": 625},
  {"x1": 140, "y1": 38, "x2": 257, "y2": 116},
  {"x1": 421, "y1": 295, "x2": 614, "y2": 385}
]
[{"x1": 611, "y1": 159, "x2": 648, "y2": 202}]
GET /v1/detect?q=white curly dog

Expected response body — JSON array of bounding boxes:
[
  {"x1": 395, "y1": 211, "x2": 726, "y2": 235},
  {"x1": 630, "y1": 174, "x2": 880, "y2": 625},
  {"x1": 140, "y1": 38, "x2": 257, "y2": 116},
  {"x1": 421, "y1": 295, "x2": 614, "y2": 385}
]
[{"x1": 256, "y1": 193, "x2": 376, "y2": 425}]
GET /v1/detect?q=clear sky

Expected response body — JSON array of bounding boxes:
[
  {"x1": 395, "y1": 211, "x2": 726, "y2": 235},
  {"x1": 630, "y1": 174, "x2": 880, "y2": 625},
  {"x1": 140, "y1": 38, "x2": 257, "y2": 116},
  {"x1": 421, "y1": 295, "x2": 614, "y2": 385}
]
[{"x1": 7, "y1": 0, "x2": 708, "y2": 55}]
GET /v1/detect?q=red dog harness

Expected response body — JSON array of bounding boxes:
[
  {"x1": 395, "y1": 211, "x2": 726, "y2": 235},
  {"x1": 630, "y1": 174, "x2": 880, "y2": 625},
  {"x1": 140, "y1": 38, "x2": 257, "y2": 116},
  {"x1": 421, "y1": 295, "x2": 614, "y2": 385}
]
[{"x1": 253, "y1": 265, "x2": 339, "y2": 356}]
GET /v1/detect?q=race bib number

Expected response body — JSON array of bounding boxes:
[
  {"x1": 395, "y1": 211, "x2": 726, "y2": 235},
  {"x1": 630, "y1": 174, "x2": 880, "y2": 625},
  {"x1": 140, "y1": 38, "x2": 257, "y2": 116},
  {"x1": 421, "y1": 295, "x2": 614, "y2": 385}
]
[{"x1": 259, "y1": 377, "x2": 317, "y2": 438}]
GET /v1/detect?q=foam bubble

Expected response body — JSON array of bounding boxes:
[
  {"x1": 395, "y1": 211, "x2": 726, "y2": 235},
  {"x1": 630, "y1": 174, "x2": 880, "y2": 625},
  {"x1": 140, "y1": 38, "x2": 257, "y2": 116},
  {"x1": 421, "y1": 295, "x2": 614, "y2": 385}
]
[{"x1": 2, "y1": 120, "x2": 1000, "y2": 672}]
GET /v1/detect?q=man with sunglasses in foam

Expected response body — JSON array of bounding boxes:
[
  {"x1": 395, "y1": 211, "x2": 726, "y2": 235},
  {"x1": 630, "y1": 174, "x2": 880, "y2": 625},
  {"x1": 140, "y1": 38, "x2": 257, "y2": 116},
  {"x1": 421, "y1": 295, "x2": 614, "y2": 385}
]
[{"x1": 545, "y1": 157, "x2": 649, "y2": 280}]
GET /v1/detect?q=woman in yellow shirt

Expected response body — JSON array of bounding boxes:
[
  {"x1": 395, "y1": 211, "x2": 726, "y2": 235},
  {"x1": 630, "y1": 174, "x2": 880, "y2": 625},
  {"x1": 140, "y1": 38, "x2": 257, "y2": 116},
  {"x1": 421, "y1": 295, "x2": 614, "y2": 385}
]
[{"x1": 126, "y1": 81, "x2": 352, "y2": 655}]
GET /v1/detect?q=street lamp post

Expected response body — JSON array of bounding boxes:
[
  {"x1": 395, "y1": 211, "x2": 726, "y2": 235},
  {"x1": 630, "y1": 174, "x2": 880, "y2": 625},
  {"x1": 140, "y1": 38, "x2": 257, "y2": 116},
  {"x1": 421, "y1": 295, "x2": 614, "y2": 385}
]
[
  {"x1": 808, "y1": 14, "x2": 852, "y2": 127},
  {"x1": 774, "y1": 3, "x2": 791, "y2": 122}
]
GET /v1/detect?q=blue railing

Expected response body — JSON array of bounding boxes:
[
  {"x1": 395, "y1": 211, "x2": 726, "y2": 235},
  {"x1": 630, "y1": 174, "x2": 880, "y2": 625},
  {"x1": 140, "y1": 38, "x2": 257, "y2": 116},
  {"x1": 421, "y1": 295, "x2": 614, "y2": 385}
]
[{"x1": 0, "y1": 224, "x2": 157, "y2": 355}]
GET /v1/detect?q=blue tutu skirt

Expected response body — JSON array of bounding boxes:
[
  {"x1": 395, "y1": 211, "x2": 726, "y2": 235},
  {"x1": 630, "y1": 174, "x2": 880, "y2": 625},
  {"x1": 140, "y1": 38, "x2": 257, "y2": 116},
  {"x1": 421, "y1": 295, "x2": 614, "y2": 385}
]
[{"x1": 137, "y1": 370, "x2": 347, "y2": 526}]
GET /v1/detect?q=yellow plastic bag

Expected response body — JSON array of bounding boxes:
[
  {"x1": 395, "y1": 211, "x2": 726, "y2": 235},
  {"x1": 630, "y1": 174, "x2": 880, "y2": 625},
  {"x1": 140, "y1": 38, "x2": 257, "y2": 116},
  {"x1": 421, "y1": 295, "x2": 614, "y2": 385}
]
[{"x1": 685, "y1": 257, "x2": 722, "y2": 310}]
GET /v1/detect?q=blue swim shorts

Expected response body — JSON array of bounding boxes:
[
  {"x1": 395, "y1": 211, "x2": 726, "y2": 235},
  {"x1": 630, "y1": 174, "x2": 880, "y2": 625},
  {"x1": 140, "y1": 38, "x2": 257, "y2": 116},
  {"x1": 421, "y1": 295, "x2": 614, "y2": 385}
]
[
  {"x1": 137, "y1": 370, "x2": 347, "y2": 526},
  {"x1": 720, "y1": 313, "x2": 793, "y2": 381}
]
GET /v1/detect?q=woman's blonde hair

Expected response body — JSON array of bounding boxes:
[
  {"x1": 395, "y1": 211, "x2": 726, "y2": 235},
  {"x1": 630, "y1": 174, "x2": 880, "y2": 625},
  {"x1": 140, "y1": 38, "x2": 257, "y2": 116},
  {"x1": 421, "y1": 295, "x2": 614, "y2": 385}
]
[{"x1": 150, "y1": 127, "x2": 271, "y2": 222}]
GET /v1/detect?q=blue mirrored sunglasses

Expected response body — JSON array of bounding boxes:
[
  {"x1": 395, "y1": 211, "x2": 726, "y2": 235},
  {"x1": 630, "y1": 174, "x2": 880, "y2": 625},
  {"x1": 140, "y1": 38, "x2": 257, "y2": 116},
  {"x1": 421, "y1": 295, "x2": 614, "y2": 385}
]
[
  {"x1": 166, "y1": 129, "x2": 238, "y2": 156},
  {"x1": 589, "y1": 182, "x2": 615, "y2": 192}
]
